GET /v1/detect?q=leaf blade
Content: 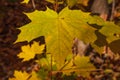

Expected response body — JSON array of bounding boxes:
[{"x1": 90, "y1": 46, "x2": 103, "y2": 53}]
[
  {"x1": 16, "y1": 7, "x2": 97, "y2": 68},
  {"x1": 18, "y1": 41, "x2": 45, "y2": 61}
]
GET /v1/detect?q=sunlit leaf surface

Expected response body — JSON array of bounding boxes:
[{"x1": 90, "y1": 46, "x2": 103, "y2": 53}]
[
  {"x1": 16, "y1": 7, "x2": 97, "y2": 68},
  {"x1": 18, "y1": 41, "x2": 45, "y2": 61}
]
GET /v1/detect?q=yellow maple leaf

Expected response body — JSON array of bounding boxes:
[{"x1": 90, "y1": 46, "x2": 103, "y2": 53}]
[
  {"x1": 21, "y1": 0, "x2": 29, "y2": 4},
  {"x1": 9, "y1": 71, "x2": 39, "y2": 80},
  {"x1": 18, "y1": 41, "x2": 45, "y2": 61},
  {"x1": 29, "y1": 71, "x2": 41, "y2": 80},
  {"x1": 9, "y1": 71, "x2": 30, "y2": 80}
]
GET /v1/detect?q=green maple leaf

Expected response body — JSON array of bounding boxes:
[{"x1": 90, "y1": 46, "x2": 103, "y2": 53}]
[{"x1": 15, "y1": 7, "x2": 97, "y2": 69}]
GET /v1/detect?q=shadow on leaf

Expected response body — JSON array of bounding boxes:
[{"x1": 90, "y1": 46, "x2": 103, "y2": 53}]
[{"x1": 109, "y1": 39, "x2": 120, "y2": 53}]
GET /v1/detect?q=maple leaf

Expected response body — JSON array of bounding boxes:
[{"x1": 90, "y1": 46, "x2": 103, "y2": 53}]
[
  {"x1": 15, "y1": 7, "x2": 97, "y2": 69},
  {"x1": 88, "y1": 16, "x2": 120, "y2": 53},
  {"x1": 60, "y1": 59, "x2": 74, "y2": 75},
  {"x1": 21, "y1": 0, "x2": 29, "y2": 4},
  {"x1": 74, "y1": 55, "x2": 95, "y2": 69},
  {"x1": 67, "y1": 0, "x2": 77, "y2": 8},
  {"x1": 45, "y1": 0, "x2": 55, "y2": 3},
  {"x1": 29, "y1": 71, "x2": 41, "y2": 80},
  {"x1": 18, "y1": 41, "x2": 45, "y2": 61},
  {"x1": 9, "y1": 71, "x2": 39, "y2": 80},
  {"x1": 92, "y1": 22, "x2": 120, "y2": 53},
  {"x1": 67, "y1": 0, "x2": 89, "y2": 8},
  {"x1": 99, "y1": 22, "x2": 120, "y2": 43},
  {"x1": 77, "y1": 0, "x2": 89, "y2": 6},
  {"x1": 52, "y1": 55, "x2": 95, "y2": 77},
  {"x1": 73, "y1": 55, "x2": 95, "y2": 77},
  {"x1": 38, "y1": 54, "x2": 56, "y2": 70},
  {"x1": 9, "y1": 71, "x2": 30, "y2": 80}
]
